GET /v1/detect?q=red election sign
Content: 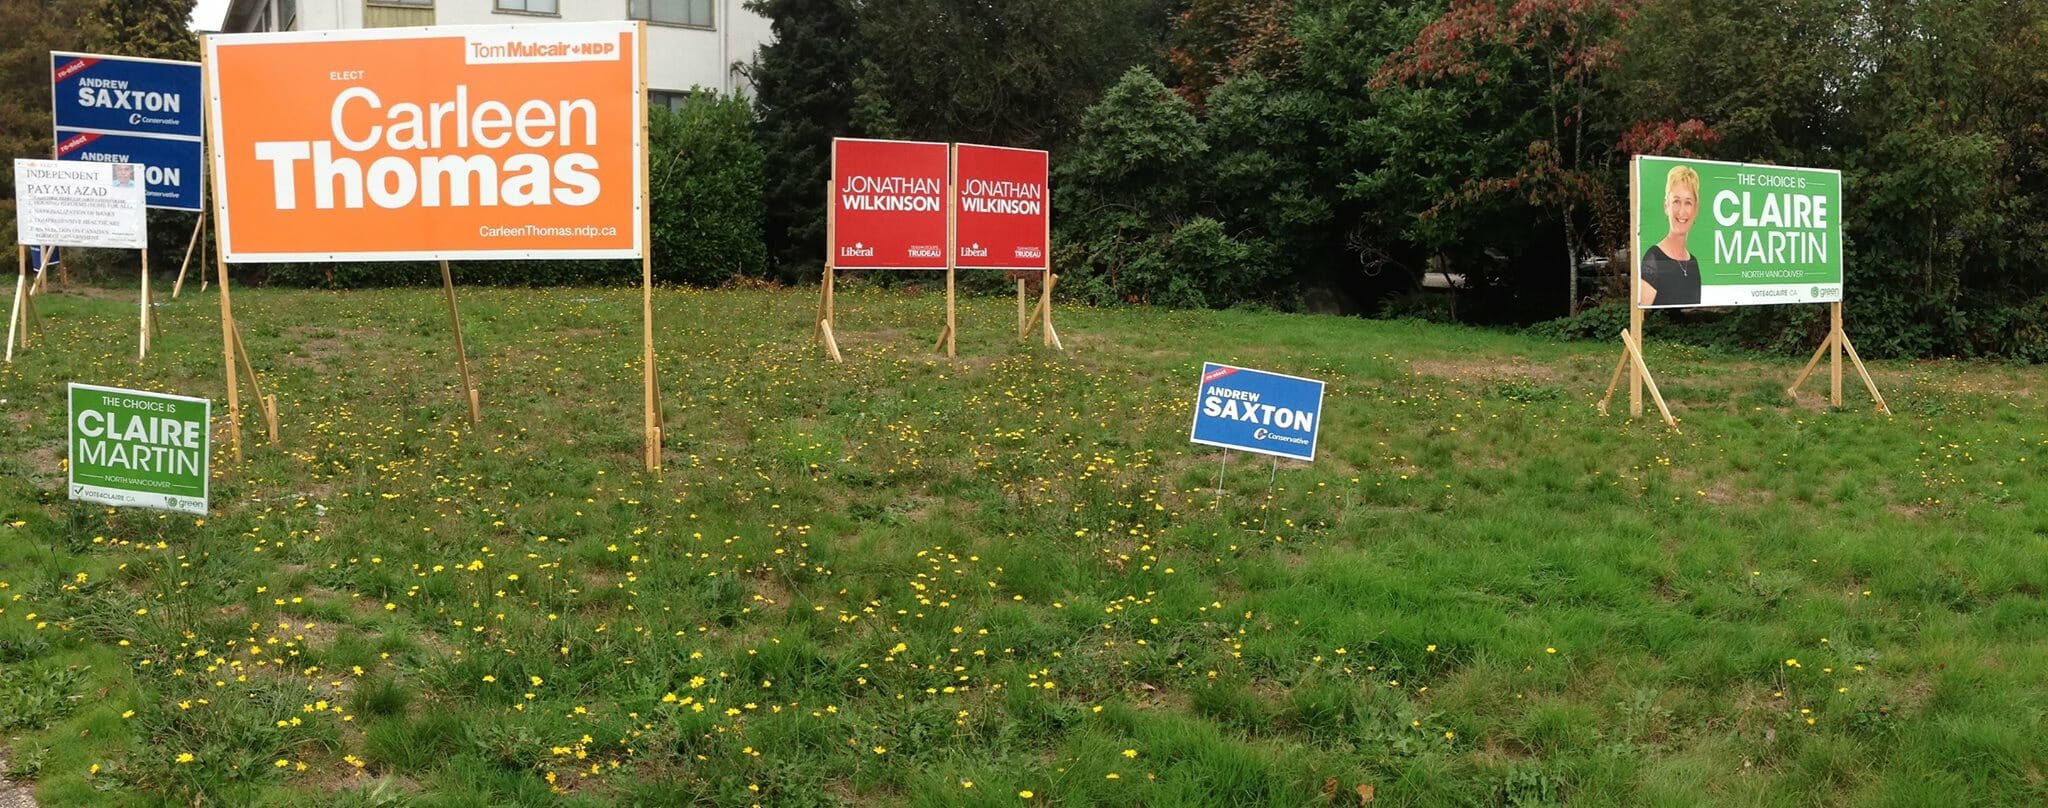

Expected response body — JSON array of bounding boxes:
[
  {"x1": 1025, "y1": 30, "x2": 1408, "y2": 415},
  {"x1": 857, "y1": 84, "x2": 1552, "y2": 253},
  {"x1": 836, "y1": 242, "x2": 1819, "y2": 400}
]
[
  {"x1": 953, "y1": 143, "x2": 1049, "y2": 270},
  {"x1": 831, "y1": 138, "x2": 949, "y2": 269}
]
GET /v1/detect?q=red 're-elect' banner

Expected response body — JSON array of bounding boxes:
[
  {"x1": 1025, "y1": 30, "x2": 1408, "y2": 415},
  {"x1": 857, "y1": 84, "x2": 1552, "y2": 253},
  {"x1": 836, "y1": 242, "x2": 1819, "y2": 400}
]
[
  {"x1": 953, "y1": 143, "x2": 1049, "y2": 270},
  {"x1": 832, "y1": 138, "x2": 948, "y2": 269}
]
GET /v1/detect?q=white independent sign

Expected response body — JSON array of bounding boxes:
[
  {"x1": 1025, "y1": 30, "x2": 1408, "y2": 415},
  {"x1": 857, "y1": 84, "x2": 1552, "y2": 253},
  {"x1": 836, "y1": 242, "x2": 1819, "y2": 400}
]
[{"x1": 14, "y1": 158, "x2": 148, "y2": 249}]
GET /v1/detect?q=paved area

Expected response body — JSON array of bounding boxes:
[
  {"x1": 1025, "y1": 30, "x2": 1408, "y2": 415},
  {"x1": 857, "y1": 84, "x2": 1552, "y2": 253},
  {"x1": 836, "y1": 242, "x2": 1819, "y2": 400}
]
[{"x1": 0, "y1": 747, "x2": 35, "y2": 808}]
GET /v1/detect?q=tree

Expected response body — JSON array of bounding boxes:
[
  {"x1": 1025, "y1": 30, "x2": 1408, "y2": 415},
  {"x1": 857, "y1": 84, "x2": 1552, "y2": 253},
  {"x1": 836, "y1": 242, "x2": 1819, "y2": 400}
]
[
  {"x1": 1200, "y1": 73, "x2": 1336, "y2": 304},
  {"x1": 852, "y1": 0, "x2": 1176, "y2": 149},
  {"x1": 1374, "y1": 0, "x2": 1644, "y2": 315},
  {"x1": 745, "y1": 0, "x2": 864, "y2": 278},
  {"x1": 1056, "y1": 67, "x2": 1229, "y2": 306},
  {"x1": 1168, "y1": 0, "x2": 1300, "y2": 108},
  {"x1": 82, "y1": 0, "x2": 200, "y2": 61},
  {"x1": 0, "y1": 0, "x2": 96, "y2": 236}
]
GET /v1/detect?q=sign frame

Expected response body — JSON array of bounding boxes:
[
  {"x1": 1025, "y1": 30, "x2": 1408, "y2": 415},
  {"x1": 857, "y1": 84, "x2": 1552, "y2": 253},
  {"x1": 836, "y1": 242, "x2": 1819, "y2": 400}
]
[
  {"x1": 51, "y1": 51, "x2": 206, "y2": 212},
  {"x1": 14, "y1": 158, "x2": 149, "y2": 249},
  {"x1": 1632, "y1": 154, "x2": 1843, "y2": 310},
  {"x1": 204, "y1": 22, "x2": 647, "y2": 263},
  {"x1": 1188, "y1": 362, "x2": 1326, "y2": 463},
  {"x1": 67, "y1": 382, "x2": 212, "y2": 515},
  {"x1": 951, "y1": 142, "x2": 1049, "y2": 271},
  {"x1": 829, "y1": 137, "x2": 951, "y2": 271}
]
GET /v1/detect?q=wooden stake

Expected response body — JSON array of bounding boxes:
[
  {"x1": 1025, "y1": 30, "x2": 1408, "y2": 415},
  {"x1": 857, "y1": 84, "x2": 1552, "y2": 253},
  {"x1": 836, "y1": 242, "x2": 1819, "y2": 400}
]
[
  {"x1": 818, "y1": 180, "x2": 843, "y2": 362},
  {"x1": 1017, "y1": 277, "x2": 1027, "y2": 338},
  {"x1": 1829, "y1": 301, "x2": 1843, "y2": 407},
  {"x1": 941, "y1": 266, "x2": 956, "y2": 357},
  {"x1": 638, "y1": 22, "x2": 660, "y2": 473},
  {"x1": 146, "y1": 261, "x2": 160, "y2": 343},
  {"x1": 173, "y1": 208, "x2": 202, "y2": 298},
  {"x1": 199, "y1": 50, "x2": 246, "y2": 463},
  {"x1": 942, "y1": 145, "x2": 957, "y2": 358},
  {"x1": 1628, "y1": 157, "x2": 1643, "y2": 417},
  {"x1": 1041, "y1": 187, "x2": 1061, "y2": 351},
  {"x1": 819, "y1": 264, "x2": 842, "y2": 362},
  {"x1": 138, "y1": 249, "x2": 152, "y2": 360},
  {"x1": 5, "y1": 246, "x2": 23, "y2": 362},
  {"x1": 440, "y1": 260, "x2": 481, "y2": 425},
  {"x1": 1021, "y1": 289, "x2": 1046, "y2": 339},
  {"x1": 1787, "y1": 304, "x2": 1889, "y2": 414},
  {"x1": 1041, "y1": 270, "x2": 1061, "y2": 350}
]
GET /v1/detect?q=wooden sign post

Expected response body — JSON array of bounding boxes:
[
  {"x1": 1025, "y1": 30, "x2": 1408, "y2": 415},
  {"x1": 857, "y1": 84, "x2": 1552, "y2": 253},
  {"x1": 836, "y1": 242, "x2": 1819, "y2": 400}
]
[
  {"x1": 935, "y1": 147, "x2": 958, "y2": 358},
  {"x1": 6, "y1": 247, "x2": 27, "y2": 362},
  {"x1": 819, "y1": 138, "x2": 952, "y2": 361},
  {"x1": 439, "y1": 260, "x2": 481, "y2": 425},
  {"x1": 640, "y1": 30, "x2": 663, "y2": 472},
  {"x1": 206, "y1": 22, "x2": 655, "y2": 468},
  {"x1": 1601, "y1": 155, "x2": 1878, "y2": 423},
  {"x1": 954, "y1": 142, "x2": 1060, "y2": 350},
  {"x1": 1786, "y1": 301, "x2": 1887, "y2": 412}
]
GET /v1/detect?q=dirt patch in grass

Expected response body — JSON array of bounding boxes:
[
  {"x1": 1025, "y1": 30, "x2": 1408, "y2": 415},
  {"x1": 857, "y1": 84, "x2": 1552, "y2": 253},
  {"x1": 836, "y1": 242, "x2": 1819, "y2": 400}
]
[
  {"x1": 284, "y1": 327, "x2": 380, "y2": 367},
  {"x1": 1408, "y1": 358, "x2": 1560, "y2": 384},
  {"x1": 21, "y1": 447, "x2": 60, "y2": 480}
]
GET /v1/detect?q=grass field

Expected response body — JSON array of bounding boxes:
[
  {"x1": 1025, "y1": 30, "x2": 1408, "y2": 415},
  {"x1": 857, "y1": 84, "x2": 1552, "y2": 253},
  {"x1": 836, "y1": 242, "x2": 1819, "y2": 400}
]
[{"x1": 1, "y1": 281, "x2": 2045, "y2": 807}]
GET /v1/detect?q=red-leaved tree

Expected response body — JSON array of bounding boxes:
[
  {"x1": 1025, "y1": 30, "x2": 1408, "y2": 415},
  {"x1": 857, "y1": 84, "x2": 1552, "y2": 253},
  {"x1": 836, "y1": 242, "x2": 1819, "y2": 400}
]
[{"x1": 1375, "y1": 0, "x2": 1647, "y2": 313}]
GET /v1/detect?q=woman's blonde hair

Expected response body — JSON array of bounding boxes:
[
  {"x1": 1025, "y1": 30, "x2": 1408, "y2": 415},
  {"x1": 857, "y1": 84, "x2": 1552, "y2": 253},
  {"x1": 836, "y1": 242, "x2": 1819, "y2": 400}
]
[{"x1": 1666, "y1": 165, "x2": 1700, "y2": 197}]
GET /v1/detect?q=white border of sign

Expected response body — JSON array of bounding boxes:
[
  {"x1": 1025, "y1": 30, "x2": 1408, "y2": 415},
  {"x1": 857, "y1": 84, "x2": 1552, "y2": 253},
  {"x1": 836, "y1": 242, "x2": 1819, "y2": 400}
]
[
  {"x1": 67, "y1": 382, "x2": 212, "y2": 515},
  {"x1": 1187, "y1": 362, "x2": 1325, "y2": 463},
  {"x1": 951, "y1": 142, "x2": 1050, "y2": 271},
  {"x1": 203, "y1": 23, "x2": 647, "y2": 262},
  {"x1": 13, "y1": 158, "x2": 149, "y2": 249}
]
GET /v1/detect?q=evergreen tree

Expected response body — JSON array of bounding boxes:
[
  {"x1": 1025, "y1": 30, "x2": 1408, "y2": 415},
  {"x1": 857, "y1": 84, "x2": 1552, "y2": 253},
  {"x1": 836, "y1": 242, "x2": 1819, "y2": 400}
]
[
  {"x1": 745, "y1": 0, "x2": 863, "y2": 279},
  {"x1": 1, "y1": 0, "x2": 97, "y2": 235},
  {"x1": 83, "y1": 0, "x2": 201, "y2": 61}
]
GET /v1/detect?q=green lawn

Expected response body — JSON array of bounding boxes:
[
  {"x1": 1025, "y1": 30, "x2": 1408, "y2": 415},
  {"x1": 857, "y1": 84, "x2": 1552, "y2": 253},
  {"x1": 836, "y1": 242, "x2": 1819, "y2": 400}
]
[{"x1": 2, "y1": 281, "x2": 2044, "y2": 807}]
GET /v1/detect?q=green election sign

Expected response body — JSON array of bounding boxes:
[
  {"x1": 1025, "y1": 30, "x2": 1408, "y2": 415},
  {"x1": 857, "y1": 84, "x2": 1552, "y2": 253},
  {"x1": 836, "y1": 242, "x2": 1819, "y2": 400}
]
[
  {"x1": 68, "y1": 383, "x2": 210, "y2": 515},
  {"x1": 1634, "y1": 156, "x2": 1843, "y2": 309}
]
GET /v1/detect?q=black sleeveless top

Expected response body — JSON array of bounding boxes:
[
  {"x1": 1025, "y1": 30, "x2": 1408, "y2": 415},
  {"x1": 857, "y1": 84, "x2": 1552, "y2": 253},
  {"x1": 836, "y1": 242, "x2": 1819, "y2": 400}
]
[{"x1": 1641, "y1": 245, "x2": 1701, "y2": 306}]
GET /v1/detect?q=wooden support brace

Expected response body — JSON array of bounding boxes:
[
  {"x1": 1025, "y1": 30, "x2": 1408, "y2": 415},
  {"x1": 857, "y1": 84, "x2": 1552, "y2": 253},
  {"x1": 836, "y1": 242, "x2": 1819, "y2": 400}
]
[
  {"x1": 24, "y1": 284, "x2": 44, "y2": 338},
  {"x1": 819, "y1": 319, "x2": 843, "y2": 363},
  {"x1": 1596, "y1": 342, "x2": 1631, "y2": 416},
  {"x1": 231, "y1": 323, "x2": 279, "y2": 443},
  {"x1": 139, "y1": 250, "x2": 151, "y2": 360},
  {"x1": 5, "y1": 247, "x2": 23, "y2": 362},
  {"x1": 1840, "y1": 333, "x2": 1890, "y2": 415},
  {"x1": 1619, "y1": 329, "x2": 1677, "y2": 428},
  {"x1": 173, "y1": 211, "x2": 203, "y2": 298},
  {"x1": 1787, "y1": 332, "x2": 1834, "y2": 399},
  {"x1": 1021, "y1": 289, "x2": 1047, "y2": 339}
]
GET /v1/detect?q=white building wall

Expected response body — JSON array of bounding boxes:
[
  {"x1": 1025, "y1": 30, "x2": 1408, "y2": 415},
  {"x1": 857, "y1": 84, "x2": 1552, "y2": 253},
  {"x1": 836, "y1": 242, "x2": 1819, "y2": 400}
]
[
  {"x1": 290, "y1": 0, "x2": 363, "y2": 30},
  {"x1": 431, "y1": 1, "x2": 765, "y2": 96},
  {"x1": 224, "y1": 0, "x2": 773, "y2": 96}
]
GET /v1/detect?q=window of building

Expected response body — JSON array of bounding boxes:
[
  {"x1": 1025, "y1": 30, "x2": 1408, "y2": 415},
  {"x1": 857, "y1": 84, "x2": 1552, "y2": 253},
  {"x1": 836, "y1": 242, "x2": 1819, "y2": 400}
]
[
  {"x1": 496, "y1": 0, "x2": 558, "y2": 13},
  {"x1": 364, "y1": 0, "x2": 433, "y2": 28},
  {"x1": 649, "y1": 90, "x2": 702, "y2": 112},
  {"x1": 630, "y1": 0, "x2": 714, "y2": 28}
]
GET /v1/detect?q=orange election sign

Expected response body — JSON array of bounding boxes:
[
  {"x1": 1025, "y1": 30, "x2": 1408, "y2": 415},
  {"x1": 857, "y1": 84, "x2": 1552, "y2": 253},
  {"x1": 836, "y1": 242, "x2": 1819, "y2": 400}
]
[{"x1": 206, "y1": 23, "x2": 644, "y2": 262}]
